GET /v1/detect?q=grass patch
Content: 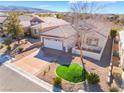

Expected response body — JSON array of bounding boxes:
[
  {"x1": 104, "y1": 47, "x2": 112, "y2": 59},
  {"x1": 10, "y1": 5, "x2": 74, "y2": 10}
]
[{"x1": 56, "y1": 64, "x2": 87, "y2": 83}]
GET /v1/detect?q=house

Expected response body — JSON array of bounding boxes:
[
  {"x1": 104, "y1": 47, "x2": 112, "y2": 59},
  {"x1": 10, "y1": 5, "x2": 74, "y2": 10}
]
[
  {"x1": 19, "y1": 15, "x2": 33, "y2": 35},
  {"x1": 72, "y1": 18, "x2": 112, "y2": 60},
  {"x1": 119, "y1": 30, "x2": 124, "y2": 70},
  {"x1": 30, "y1": 16, "x2": 69, "y2": 38},
  {"x1": 30, "y1": 16, "x2": 112, "y2": 60},
  {"x1": 40, "y1": 25, "x2": 77, "y2": 52}
]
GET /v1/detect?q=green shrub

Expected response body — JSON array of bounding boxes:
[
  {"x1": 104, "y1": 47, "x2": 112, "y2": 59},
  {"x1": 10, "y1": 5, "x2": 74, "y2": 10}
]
[
  {"x1": 110, "y1": 28, "x2": 117, "y2": 39},
  {"x1": 53, "y1": 77, "x2": 62, "y2": 86},
  {"x1": 110, "y1": 87, "x2": 119, "y2": 92},
  {"x1": 87, "y1": 73, "x2": 100, "y2": 84},
  {"x1": 7, "y1": 46, "x2": 11, "y2": 50},
  {"x1": 17, "y1": 47, "x2": 23, "y2": 53}
]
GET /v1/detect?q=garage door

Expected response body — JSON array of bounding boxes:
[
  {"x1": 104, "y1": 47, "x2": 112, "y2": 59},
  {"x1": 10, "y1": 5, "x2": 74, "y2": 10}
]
[{"x1": 44, "y1": 38, "x2": 63, "y2": 50}]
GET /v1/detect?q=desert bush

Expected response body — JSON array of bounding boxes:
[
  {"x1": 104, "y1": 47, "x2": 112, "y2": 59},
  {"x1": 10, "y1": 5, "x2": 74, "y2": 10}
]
[
  {"x1": 110, "y1": 28, "x2": 117, "y2": 39},
  {"x1": 7, "y1": 46, "x2": 11, "y2": 50},
  {"x1": 110, "y1": 87, "x2": 119, "y2": 92},
  {"x1": 53, "y1": 77, "x2": 62, "y2": 86},
  {"x1": 86, "y1": 73, "x2": 100, "y2": 84},
  {"x1": 17, "y1": 47, "x2": 23, "y2": 53},
  {"x1": 112, "y1": 67, "x2": 122, "y2": 80}
]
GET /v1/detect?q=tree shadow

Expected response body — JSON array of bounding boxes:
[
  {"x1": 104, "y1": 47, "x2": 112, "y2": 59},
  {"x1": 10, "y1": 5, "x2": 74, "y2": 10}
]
[
  {"x1": 84, "y1": 84, "x2": 104, "y2": 92},
  {"x1": 53, "y1": 85, "x2": 62, "y2": 92}
]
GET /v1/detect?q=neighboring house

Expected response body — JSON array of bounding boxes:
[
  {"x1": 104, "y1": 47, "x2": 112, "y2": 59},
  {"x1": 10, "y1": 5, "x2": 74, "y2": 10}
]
[
  {"x1": 0, "y1": 13, "x2": 8, "y2": 34},
  {"x1": 30, "y1": 16, "x2": 69, "y2": 38},
  {"x1": 119, "y1": 30, "x2": 124, "y2": 70},
  {"x1": 19, "y1": 15, "x2": 33, "y2": 35}
]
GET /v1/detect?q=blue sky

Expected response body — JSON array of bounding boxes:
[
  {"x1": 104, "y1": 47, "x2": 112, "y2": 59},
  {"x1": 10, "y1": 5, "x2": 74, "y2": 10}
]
[{"x1": 0, "y1": 1, "x2": 124, "y2": 14}]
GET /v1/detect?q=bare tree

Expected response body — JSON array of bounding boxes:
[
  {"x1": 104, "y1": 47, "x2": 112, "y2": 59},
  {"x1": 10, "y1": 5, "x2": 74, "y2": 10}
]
[{"x1": 70, "y1": 1, "x2": 106, "y2": 80}]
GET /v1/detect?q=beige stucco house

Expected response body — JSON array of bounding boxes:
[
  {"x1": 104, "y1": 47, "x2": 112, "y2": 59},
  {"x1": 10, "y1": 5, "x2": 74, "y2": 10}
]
[
  {"x1": 29, "y1": 16, "x2": 112, "y2": 61},
  {"x1": 72, "y1": 18, "x2": 112, "y2": 60}
]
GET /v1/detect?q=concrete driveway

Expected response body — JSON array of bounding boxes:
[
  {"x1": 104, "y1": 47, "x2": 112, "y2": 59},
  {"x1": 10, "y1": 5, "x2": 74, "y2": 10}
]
[
  {"x1": 12, "y1": 50, "x2": 49, "y2": 75},
  {"x1": 0, "y1": 65, "x2": 49, "y2": 92}
]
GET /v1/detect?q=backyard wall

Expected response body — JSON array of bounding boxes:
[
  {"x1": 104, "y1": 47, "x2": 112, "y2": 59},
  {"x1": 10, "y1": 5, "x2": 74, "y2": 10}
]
[
  {"x1": 72, "y1": 37, "x2": 109, "y2": 61},
  {"x1": 72, "y1": 48, "x2": 102, "y2": 60}
]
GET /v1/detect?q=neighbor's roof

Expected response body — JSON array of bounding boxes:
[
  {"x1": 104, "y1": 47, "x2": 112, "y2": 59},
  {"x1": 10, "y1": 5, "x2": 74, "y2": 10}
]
[
  {"x1": 0, "y1": 16, "x2": 7, "y2": 23},
  {"x1": 19, "y1": 15, "x2": 33, "y2": 21},
  {"x1": 40, "y1": 25, "x2": 77, "y2": 38},
  {"x1": 19, "y1": 15, "x2": 33, "y2": 27},
  {"x1": 0, "y1": 12, "x2": 7, "y2": 17},
  {"x1": 31, "y1": 17, "x2": 70, "y2": 31},
  {"x1": 77, "y1": 18, "x2": 112, "y2": 38}
]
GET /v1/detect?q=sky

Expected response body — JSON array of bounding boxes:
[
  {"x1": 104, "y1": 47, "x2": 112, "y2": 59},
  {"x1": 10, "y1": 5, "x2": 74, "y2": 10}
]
[{"x1": 0, "y1": 1, "x2": 124, "y2": 14}]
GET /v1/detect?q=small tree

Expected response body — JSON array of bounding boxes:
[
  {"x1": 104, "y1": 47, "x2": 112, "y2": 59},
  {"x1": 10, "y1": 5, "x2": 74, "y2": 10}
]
[
  {"x1": 110, "y1": 28, "x2": 117, "y2": 39},
  {"x1": 6, "y1": 12, "x2": 24, "y2": 43},
  {"x1": 87, "y1": 73, "x2": 100, "y2": 84}
]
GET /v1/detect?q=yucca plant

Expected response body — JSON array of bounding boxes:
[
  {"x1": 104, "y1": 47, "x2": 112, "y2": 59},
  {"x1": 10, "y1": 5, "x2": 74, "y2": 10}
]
[
  {"x1": 87, "y1": 73, "x2": 100, "y2": 84},
  {"x1": 110, "y1": 87, "x2": 119, "y2": 92}
]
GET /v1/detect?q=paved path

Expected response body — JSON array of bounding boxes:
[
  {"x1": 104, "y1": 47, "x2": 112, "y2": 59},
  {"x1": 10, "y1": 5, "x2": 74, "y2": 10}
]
[{"x1": 0, "y1": 65, "x2": 49, "y2": 92}]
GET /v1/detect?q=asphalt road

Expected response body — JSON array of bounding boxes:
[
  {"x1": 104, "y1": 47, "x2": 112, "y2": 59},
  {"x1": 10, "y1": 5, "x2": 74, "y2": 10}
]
[{"x1": 0, "y1": 65, "x2": 49, "y2": 92}]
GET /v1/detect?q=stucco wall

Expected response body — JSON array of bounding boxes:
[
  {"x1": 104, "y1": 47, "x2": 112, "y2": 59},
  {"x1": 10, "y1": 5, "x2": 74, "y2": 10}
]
[
  {"x1": 72, "y1": 36, "x2": 109, "y2": 61},
  {"x1": 63, "y1": 34, "x2": 77, "y2": 49},
  {"x1": 82, "y1": 32, "x2": 106, "y2": 50},
  {"x1": 72, "y1": 48, "x2": 101, "y2": 60}
]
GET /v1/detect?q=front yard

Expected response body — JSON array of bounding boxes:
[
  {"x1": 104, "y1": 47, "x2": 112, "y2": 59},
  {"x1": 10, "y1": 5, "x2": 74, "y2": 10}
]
[{"x1": 9, "y1": 38, "x2": 113, "y2": 92}]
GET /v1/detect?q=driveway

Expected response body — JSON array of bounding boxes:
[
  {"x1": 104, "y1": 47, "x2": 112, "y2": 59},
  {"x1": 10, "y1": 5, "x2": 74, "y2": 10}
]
[
  {"x1": 12, "y1": 50, "x2": 49, "y2": 75},
  {"x1": 0, "y1": 65, "x2": 48, "y2": 92}
]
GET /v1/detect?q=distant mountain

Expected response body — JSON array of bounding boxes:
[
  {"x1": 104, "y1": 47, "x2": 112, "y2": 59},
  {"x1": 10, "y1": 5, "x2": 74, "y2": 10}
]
[{"x1": 0, "y1": 6, "x2": 55, "y2": 13}]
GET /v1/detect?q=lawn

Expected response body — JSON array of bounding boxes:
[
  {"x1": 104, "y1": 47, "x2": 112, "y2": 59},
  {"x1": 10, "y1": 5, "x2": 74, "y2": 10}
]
[{"x1": 56, "y1": 63, "x2": 87, "y2": 83}]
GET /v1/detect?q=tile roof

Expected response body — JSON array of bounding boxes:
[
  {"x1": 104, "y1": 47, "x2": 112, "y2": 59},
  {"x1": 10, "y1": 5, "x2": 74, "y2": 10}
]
[
  {"x1": 31, "y1": 17, "x2": 70, "y2": 32},
  {"x1": 76, "y1": 18, "x2": 112, "y2": 38},
  {"x1": 0, "y1": 16, "x2": 7, "y2": 23},
  {"x1": 41, "y1": 25, "x2": 77, "y2": 38},
  {"x1": 19, "y1": 15, "x2": 33, "y2": 27}
]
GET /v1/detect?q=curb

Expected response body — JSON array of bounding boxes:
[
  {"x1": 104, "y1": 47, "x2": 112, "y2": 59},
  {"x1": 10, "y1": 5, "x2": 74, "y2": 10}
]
[{"x1": 4, "y1": 62, "x2": 62, "y2": 92}]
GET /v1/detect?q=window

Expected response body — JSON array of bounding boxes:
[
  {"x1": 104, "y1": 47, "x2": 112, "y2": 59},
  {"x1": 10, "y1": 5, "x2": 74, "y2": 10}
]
[
  {"x1": 34, "y1": 29, "x2": 39, "y2": 34},
  {"x1": 86, "y1": 37, "x2": 99, "y2": 46}
]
